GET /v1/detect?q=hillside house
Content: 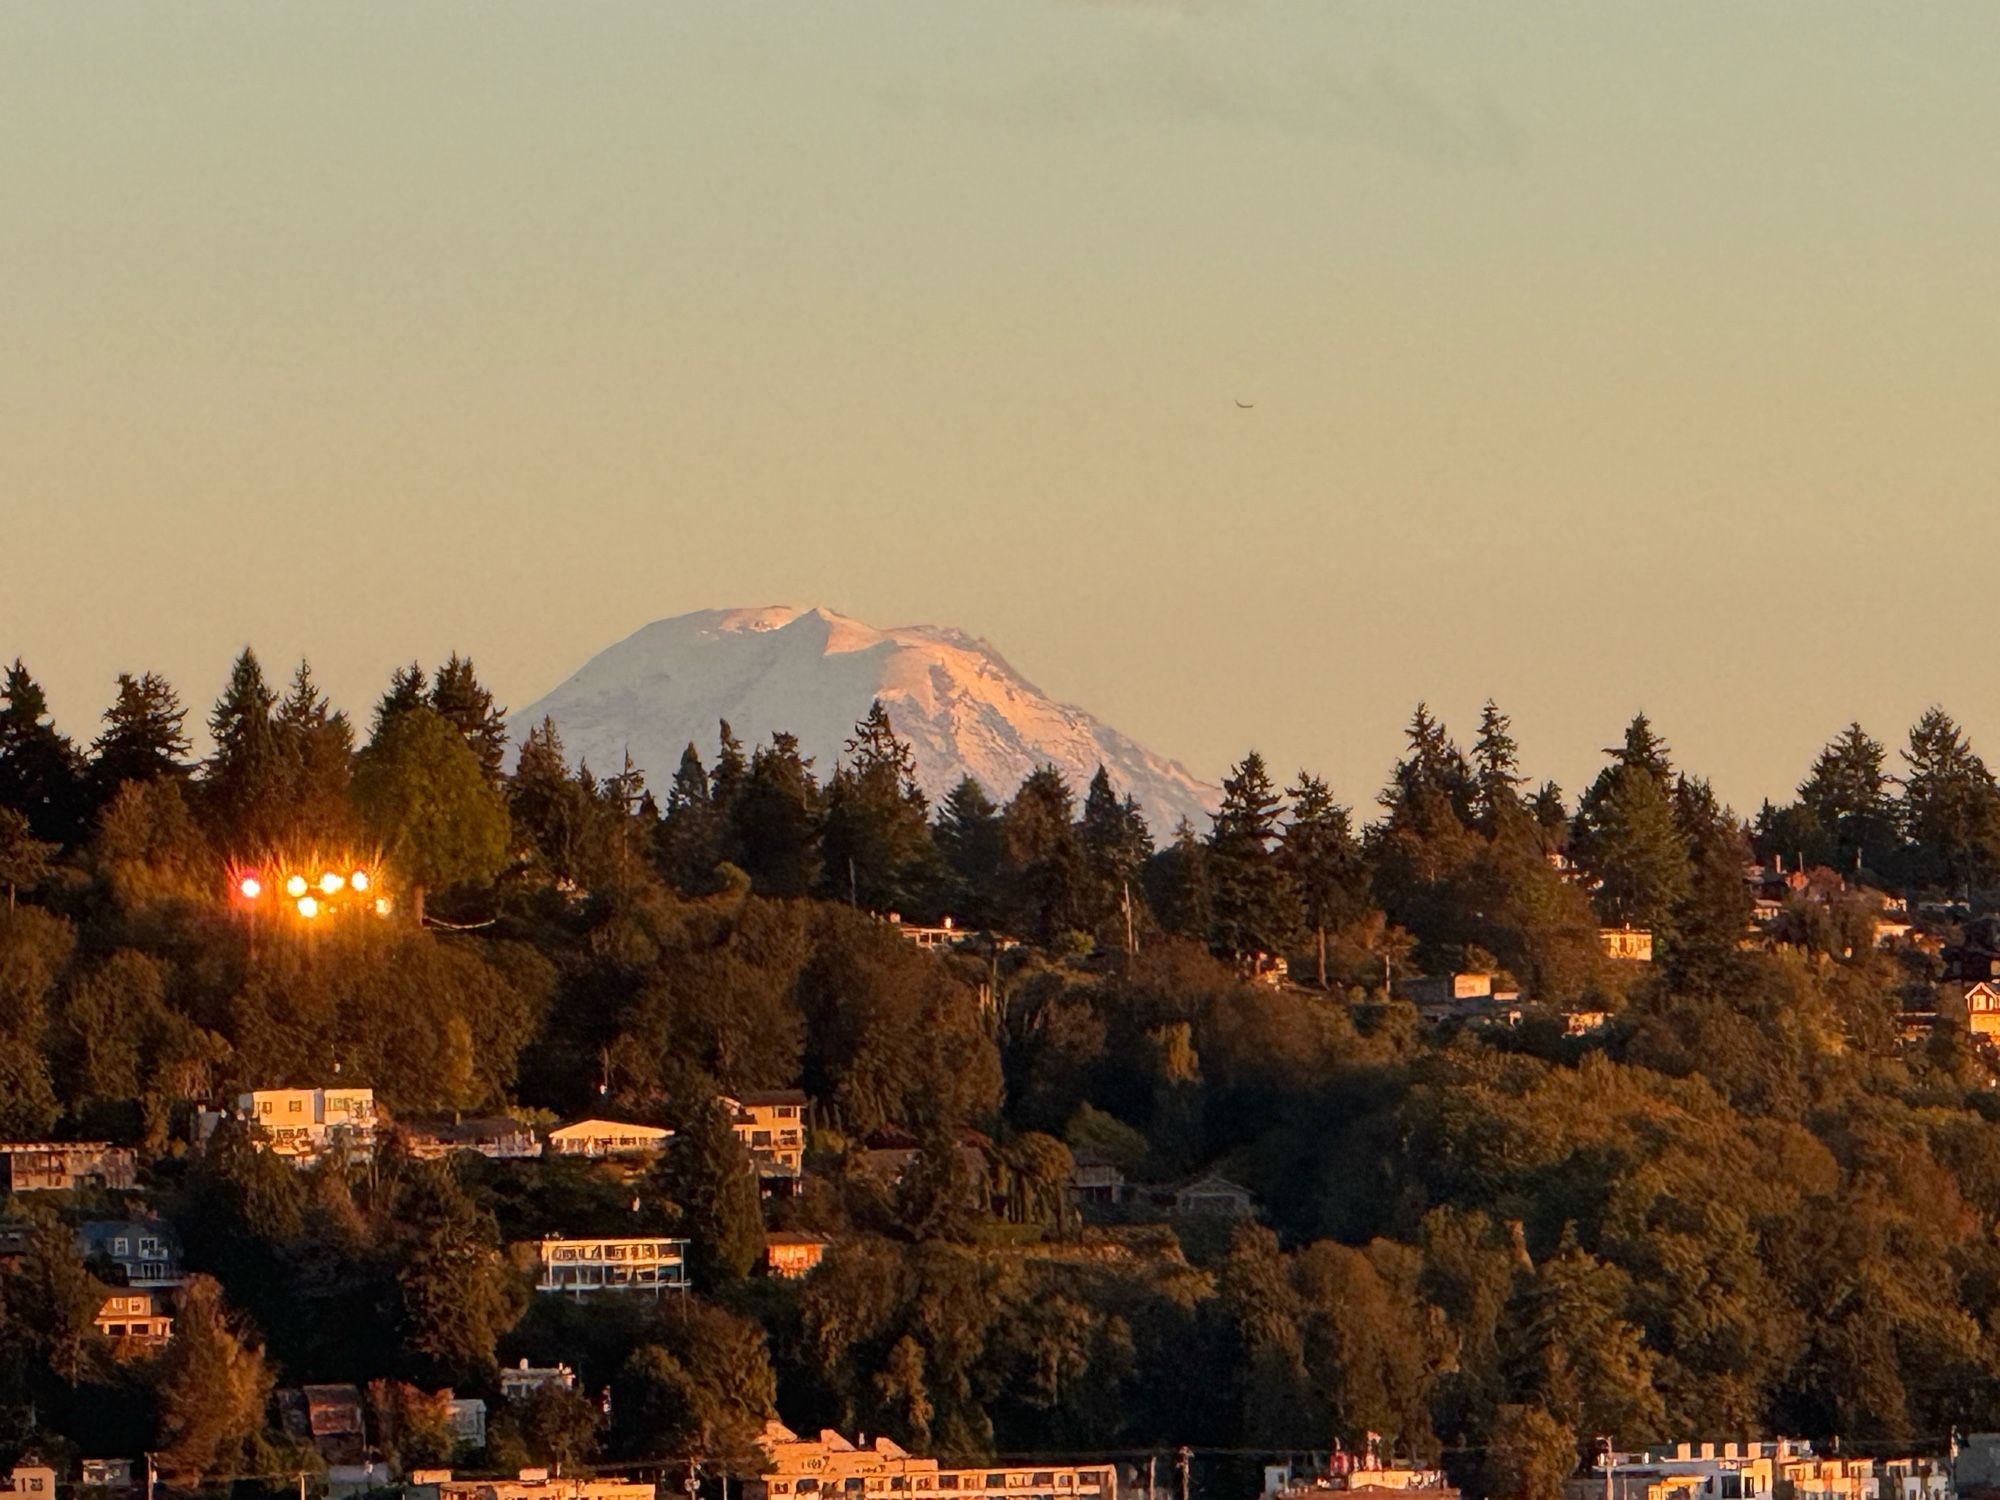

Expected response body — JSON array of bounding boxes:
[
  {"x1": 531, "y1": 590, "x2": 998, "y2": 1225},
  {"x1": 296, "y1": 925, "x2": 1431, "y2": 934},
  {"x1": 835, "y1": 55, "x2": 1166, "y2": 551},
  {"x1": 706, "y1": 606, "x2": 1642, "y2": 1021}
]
[
  {"x1": 499, "y1": 1361, "x2": 577, "y2": 1402},
  {"x1": 545, "y1": 1119, "x2": 671, "y2": 1162},
  {"x1": 1171, "y1": 1174, "x2": 1255, "y2": 1218},
  {"x1": 236, "y1": 1088, "x2": 379, "y2": 1164},
  {"x1": 415, "y1": 1476, "x2": 655, "y2": 1500},
  {"x1": 1600, "y1": 927, "x2": 1655, "y2": 962},
  {"x1": 763, "y1": 1231, "x2": 831, "y2": 1279},
  {"x1": 0, "y1": 1142, "x2": 137, "y2": 1194},
  {"x1": 3, "y1": 1467, "x2": 57, "y2": 1498},
  {"x1": 78, "y1": 1218, "x2": 183, "y2": 1287},
  {"x1": 740, "y1": 1422, "x2": 1117, "y2": 1500},
  {"x1": 721, "y1": 1091, "x2": 809, "y2": 1185},
  {"x1": 95, "y1": 1289, "x2": 174, "y2": 1352},
  {"x1": 1067, "y1": 1150, "x2": 1129, "y2": 1208},
  {"x1": 275, "y1": 1383, "x2": 369, "y2": 1466},
  {"x1": 1947, "y1": 982, "x2": 2000, "y2": 1039},
  {"x1": 405, "y1": 1117, "x2": 544, "y2": 1162},
  {"x1": 523, "y1": 1236, "x2": 690, "y2": 1295}
]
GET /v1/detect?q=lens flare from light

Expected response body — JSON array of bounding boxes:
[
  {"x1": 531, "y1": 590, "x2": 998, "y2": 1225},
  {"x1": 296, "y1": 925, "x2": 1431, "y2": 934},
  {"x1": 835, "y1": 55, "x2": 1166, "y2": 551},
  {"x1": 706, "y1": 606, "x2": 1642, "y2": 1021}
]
[
  {"x1": 285, "y1": 874, "x2": 308, "y2": 898},
  {"x1": 297, "y1": 896, "x2": 320, "y2": 919},
  {"x1": 238, "y1": 876, "x2": 262, "y2": 900},
  {"x1": 374, "y1": 897, "x2": 392, "y2": 916},
  {"x1": 350, "y1": 870, "x2": 370, "y2": 892},
  {"x1": 319, "y1": 872, "x2": 343, "y2": 896}
]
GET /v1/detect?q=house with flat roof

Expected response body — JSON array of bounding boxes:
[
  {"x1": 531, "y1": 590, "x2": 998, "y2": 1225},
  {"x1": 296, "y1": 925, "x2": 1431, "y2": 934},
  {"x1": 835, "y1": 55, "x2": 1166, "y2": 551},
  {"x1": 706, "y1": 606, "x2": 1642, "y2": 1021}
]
[
  {"x1": 721, "y1": 1092, "x2": 808, "y2": 1185},
  {"x1": 2, "y1": 1466, "x2": 57, "y2": 1499},
  {"x1": 521, "y1": 1235, "x2": 690, "y2": 1296},
  {"x1": 0, "y1": 1142, "x2": 137, "y2": 1193},
  {"x1": 236, "y1": 1088, "x2": 379, "y2": 1164},
  {"x1": 404, "y1": 1117, "x2": 543, "y2": 1162},
  {"x1": 741, "y1": 1422, "x2": 1115, "y2": 1500}
]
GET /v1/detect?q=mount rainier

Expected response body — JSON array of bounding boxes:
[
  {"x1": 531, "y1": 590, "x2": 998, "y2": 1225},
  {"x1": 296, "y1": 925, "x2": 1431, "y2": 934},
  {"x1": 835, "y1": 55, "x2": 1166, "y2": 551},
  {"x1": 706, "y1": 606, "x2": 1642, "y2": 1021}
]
[{"x1": 510, "y1": 606, "x2": 1217, "y2": 835}]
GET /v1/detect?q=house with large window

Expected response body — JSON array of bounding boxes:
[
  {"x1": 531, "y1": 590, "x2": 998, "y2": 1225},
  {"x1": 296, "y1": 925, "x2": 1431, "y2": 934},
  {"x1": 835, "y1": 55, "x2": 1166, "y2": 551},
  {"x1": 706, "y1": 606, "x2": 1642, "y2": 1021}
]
[
  {"x1": 0, "y1": 1142, "x2": 137, "y2": 1194},
  {"x1": 522, "y1": 1236, "x2": 690, "y2": 1296},
  {"x1": 741, "y1": 1422, "x2": 1115, "y2": 1500},
  {"x1": 235, "y1": 1088, "x2": 379, "y2": 1164},
  {"x1": 78, "y1": 1218, "x2": 184, "y2": 1287},
  {"x1": 721, "y1": 1092, "x2": 808, "y2": 1185},
  {"x1": 544, "y1": 1119, "x2": 671, "y2": 1162},
  {"x1": 94, "y1": 1289, "x2": 174, "y2": 1353}
]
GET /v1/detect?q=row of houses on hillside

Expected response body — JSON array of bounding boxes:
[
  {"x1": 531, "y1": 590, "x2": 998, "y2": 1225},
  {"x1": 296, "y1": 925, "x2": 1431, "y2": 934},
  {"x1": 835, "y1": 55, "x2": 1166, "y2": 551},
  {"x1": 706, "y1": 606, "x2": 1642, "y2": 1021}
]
[{"x1": 183, "y1": 1088, "x2": 809, "y2": 1188}]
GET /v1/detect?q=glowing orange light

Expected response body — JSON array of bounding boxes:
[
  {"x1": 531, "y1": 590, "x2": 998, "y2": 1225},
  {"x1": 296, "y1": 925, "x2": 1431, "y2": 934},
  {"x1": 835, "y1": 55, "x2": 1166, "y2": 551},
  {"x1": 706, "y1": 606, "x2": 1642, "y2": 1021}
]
[
  {"x1": 350, "y1": 870, "x2": 370, "y2": 892},
  {"x1": 319, "y1": 872, "x2": 343, "y2": 896},
  {"x1": 285, "y1": 874, "x2": 308, "y2": 898},
  {"x1": 374, "y1": 896, "x2": 392, "y2": 916},
  {"x1": 238, "y1": 876, "x2": 262, "y2": 900}
]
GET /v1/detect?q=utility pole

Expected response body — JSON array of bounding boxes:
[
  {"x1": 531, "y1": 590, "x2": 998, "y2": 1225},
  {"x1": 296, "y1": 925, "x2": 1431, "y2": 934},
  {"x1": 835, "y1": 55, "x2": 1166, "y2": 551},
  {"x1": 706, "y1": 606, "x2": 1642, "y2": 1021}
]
[
  {"x1": 1598, "y1": 1435, "x2": 1614, "y2": 1500},
  {"x1": 1177, "y1": 1446, "x2": 1192, "y2": 1500},
  {"x1": 145, "y1": 1453, "x2": 157, "y2": 1500},
  {"x1": 1147, "y1": 1456, "x2": 1157, "y2": 1500},
  {"x1": 1122, "y1": 880, "x2": 1138, "y2": 962}
]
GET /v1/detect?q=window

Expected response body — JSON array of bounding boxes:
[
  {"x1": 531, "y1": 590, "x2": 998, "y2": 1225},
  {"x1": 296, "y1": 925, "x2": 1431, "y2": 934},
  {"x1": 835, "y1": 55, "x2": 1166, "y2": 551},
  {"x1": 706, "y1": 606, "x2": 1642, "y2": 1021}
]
[
  {"x1": 289, "y1": 1100, "x2": 304, "y2": 1113},
  {"x1": 140, "y1": 1237, "x2": 161, "y2": 1256},
  {"x1": 1034, "y1": 1478, "x2": 1054, "y2": 1488},
  {"x1": 939, "y1": 1479, "x2": 959, "y2": 1492}
]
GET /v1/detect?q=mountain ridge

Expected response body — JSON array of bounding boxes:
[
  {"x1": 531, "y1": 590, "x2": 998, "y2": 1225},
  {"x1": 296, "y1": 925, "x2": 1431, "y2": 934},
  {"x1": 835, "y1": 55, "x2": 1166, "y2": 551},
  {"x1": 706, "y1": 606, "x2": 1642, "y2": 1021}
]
[{"x1": 511, "y1": 605, "x2": 1218, "y2": 835}]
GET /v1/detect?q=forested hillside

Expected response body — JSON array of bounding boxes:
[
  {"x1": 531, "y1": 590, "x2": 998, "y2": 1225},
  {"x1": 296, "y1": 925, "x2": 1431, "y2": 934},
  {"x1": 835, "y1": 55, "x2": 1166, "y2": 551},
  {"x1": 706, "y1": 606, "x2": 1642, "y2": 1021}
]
[{"x1": 3, "y1": 649, "x2": 2000, "y2": 1495}]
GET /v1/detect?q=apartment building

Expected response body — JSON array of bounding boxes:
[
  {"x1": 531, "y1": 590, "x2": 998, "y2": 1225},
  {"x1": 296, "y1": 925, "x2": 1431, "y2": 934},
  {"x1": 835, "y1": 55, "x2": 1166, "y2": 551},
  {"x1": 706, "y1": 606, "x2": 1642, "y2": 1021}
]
[
  {"x1": 742, "y1": 1423, "x2": 1116, "y2": 1500},
  {"x1": 524, "y1": 1236, "x2": 690, "y2": 1295}
]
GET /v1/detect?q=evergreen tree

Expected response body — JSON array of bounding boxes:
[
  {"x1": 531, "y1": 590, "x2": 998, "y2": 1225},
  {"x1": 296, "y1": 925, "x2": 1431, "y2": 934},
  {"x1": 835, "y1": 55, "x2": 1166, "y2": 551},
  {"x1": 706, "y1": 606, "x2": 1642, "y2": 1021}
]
[
  {"x1": 88, "y1": 671, "x2": 190, "y2": 807},
  {"x1": 273, "y1": 659, "x2": 355, "y2": 847},
  {"x1": 201, "y1": 648, "x2": 287, "y2": 852},
  {"x1": 1900, "y1": 707, "x2": 2000, "y2": 895},
  {"x1": 1471, "y1": 699, "x2": 1527, "y2": 834},
  {"x1": 1146, "y1": 818, "x2": 1213, "y2": 942},
  {"x1": 1207, "y1": 751, "x2": 1297, "y2": 962},
  {"x1": 1576, "y1": 762, "x2": 1690, "y2": 935},
  {"x1": 428, "y1": 653, "x2": 510, "y2": 785},
  {"x1": 353, "y1": 705, "x2": 510, "y2": 922},
  {"x1": 819, "y1": 702, "x2": 939, "y2": 914},
  {"x1": 510, "y1": 717, "x2": 594, "y2": 883},
  {"x1": 1002, "y1": 767, "x2": 1085, "y2": 945},
  {"x1": 709, "y1": 720, "x2": 749, "y2": 817},
  {"x1": 1666, "y1": 775, "x2": 1753, "y2": 989},
  {"x1": 1279, "y1": 773, "x2": 1366, "y2": 988},
  {"x1": 1528, "y1": 781, "x2": 1569, "y2": 853},
  {"x1": 1077, "y1": 767, "x2": 1153, "y2": 946},
  {"x1": 934, "y1": 776, "x2": 1006, "y2": 927},
  {"x1": 12, "y1": 1221, "x2": 104, "y2": 1388},
  {"x1": 0, "y1": 660, "x2": 85, "y2": 845},
  {"x1": 1380, "y1": 703, "x2": 1474, "y2": 833},
  {"x1": 649, "y1": 1098, "x2": 766, "y2": 1285},
  {"x1": 656, "y1": 743, "x2": 726, "y2": 893},
  {"x1": 372, "y1": 662, "x2": 430, "y2": 739},
  {"x1": 392, "y1": 1163, "x2": 522, "y2": 1386},
  {"x1": 732, "y1": 733, "x2": 822, "y2": 898},
  {"x1": 1798, "y1": 722, "x2": 1896, "y2": 869}
]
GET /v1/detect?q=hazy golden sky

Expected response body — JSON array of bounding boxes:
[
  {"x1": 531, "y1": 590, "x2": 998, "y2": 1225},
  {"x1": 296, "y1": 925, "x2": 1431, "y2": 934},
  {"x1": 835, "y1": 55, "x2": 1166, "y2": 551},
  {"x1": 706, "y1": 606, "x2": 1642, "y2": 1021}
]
[{"x1": 6, "y1": 3, "x2": 1999, "y2": 811}]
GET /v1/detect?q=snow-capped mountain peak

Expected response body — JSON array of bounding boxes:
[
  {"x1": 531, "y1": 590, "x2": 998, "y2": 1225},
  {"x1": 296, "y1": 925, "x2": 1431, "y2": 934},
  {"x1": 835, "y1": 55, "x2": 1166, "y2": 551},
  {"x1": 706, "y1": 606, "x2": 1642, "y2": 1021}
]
[{"x1": 511, "y1": 606, "x2": 1216, "y2": 834}]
